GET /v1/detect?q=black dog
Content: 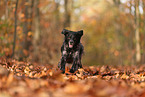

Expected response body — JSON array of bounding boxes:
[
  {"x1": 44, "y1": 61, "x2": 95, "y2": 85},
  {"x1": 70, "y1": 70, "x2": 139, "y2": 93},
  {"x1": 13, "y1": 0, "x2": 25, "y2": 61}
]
[{"x1": 58, "y1": 29, "x2": 84, "y2": 73}]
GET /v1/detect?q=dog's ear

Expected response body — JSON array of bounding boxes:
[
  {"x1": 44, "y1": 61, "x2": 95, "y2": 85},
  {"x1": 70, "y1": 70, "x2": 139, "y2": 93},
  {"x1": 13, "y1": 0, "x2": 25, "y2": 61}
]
[
  {"x1": 61, "y1": 29, "x2": 68, "y2": 35},
  {"x1": 78, "y1": 30, "x2": 83, "y2": 36}
]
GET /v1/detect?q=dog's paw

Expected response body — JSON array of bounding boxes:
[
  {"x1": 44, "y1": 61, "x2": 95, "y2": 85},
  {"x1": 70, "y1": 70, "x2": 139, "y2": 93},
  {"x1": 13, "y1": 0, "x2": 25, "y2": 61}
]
[{"x1": 69, "y1": 69, "x2": 75, "y2": 73}]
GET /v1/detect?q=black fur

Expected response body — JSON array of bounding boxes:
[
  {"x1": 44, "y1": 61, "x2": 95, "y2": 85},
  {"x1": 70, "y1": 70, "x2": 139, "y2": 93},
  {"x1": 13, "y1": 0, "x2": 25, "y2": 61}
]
[{"x1": 58, "y1": 29, "x2": 84, "y2": 73}]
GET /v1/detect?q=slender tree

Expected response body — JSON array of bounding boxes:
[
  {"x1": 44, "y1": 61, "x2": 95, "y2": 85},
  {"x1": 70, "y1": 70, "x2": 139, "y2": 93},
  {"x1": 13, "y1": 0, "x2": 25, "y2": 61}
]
[
  {"x1": 5, "y1": 0, "x2": 8, "y2": 33},
  {"x1": 135, "y1": 0, "x2": 141, "y2": 64},
  {"x1": 23, "y1": 0, "x2": 29, "y2": 50},
  {"x1": 19, "y1": 0, "x2": 29, "y2": 60},
  {"x1": 142, "y1": 0, "x2": 145, "y2": 64},
  {"x1": 64, "y1": 0, "x2": 72, "y2": 28},
  {"x1": 29, "y1": 0, "x2": 34, "y2": 32},
  {"x1": 55, "y1": 0, "x2": 60, "y2": 30},
  {"x1": 12, "y1": 0, "x2": 19, "y2": 57},
  {"x1": 33, "y1": 0, "x2": 40, "y2": 61}
]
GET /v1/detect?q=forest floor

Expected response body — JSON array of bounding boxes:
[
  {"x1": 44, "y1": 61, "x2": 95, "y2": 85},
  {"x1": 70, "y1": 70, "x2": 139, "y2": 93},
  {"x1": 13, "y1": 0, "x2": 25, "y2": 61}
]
[{"x1": 0, "y1": 58, "x2": 145, "y2": 97}]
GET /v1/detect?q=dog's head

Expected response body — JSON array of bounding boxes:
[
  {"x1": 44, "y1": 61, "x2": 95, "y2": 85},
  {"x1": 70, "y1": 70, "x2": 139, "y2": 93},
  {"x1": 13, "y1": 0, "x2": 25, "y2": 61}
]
[{"x1": 61, "y1": 29, "x2": 83, "y2": 48}]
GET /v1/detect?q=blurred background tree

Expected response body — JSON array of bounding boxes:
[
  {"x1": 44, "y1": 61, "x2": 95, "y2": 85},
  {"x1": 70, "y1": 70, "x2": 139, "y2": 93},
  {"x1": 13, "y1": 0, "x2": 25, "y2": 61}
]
[{"x1": 0, "y1": 0, "x2": 145, "y2": 66}]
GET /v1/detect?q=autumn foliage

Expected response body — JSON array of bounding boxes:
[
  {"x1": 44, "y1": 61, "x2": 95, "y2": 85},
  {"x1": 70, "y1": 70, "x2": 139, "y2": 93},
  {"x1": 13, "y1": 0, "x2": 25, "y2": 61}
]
[
  {"x1": 0, "y1": 0, "x2": 145, "y2": 96},
  {"x1": 1, "y1": 58, "x2": 145, "y2": 97}
]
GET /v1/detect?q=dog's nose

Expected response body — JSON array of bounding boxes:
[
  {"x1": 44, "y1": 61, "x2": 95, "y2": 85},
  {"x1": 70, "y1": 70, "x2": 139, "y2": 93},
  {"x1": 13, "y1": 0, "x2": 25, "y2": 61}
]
[
  {"x1": 70, "y1": 40, "x2": 74, "y2": 44},
  {"x1": 70, "y1": 41, "x2": 73, "y2": 44}
]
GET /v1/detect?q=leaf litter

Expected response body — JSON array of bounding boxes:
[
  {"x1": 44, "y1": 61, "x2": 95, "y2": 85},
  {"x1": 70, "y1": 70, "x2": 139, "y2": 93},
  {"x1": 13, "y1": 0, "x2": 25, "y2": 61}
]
[{"x1": 0, "y1": 58, "x2": 145, "y2": 97}]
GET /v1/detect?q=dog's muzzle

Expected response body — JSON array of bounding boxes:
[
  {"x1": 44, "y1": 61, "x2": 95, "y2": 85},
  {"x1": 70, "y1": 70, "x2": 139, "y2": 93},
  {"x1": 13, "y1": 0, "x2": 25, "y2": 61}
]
[{"x1": 69, "y1": 40, "x2": 74, "y2": 48}]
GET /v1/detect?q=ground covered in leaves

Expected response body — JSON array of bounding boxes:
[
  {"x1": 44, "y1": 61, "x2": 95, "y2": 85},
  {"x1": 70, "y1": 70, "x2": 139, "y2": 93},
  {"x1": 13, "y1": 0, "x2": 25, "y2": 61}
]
[{"x1": 0, "y1": 58, "x2": 145, "y2": 97}]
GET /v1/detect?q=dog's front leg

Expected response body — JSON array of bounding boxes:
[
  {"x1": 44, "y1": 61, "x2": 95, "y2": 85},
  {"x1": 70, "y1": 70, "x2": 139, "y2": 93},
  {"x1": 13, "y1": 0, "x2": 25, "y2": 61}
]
[
  {"x1": 70, "y1": 51, "x2": 79, "y2": 73},
  {"x1": 58, "y1": 51, "x2": 67, "y2": 73}
]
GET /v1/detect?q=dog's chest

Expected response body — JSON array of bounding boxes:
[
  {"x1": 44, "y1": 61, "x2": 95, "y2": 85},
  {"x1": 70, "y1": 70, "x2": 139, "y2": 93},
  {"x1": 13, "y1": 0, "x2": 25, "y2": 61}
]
[
  {"x1": 64, "y1": 50, "x2": 74, "y2": 63},
  {"x1": 67, "y1": 50, "x2": 73, "y2": 57}
]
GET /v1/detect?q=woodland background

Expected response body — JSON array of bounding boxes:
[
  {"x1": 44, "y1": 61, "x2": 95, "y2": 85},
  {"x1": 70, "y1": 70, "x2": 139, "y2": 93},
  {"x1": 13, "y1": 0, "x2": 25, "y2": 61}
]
[{"x1": 0, "y1": 0, "x2": 145, "y2": 66}]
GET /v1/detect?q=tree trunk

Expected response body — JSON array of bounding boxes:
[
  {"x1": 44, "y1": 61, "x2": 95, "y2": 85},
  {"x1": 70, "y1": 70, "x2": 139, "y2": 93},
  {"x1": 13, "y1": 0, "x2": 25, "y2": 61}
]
[
  {"x1": 55, "y1": 0, "x2": 60, "y2": 30},
  {"x1": 33, "y1": 0, "x2": 40, "y2": 61},
  {"x1": 142, "y1": 0, "x2": 145, "y2": 64},
  {"x1": 26, "y1": 0, "x2": 34, "y2": 53},
  {"x1": 23, "y1": 0, "x2": 29, "y2": 50},
  {"x1": 5, "y1": 0, "x2": 8, "y2": 33},
  {"x1": 135, "y1": 0, "x2": 141, "y2": 64},
  {"x1": 12, "y1": 0, "x2": 19, "y2": 57},
  {"x1": 129, "y1": 0, "x2": 134, "y2": 65},
  {"x1": 28, "y1": 0, "x2": 34, "y2": 32},
  {"x1": 64, "y1": 0, "x2": 72, "y2": 28},
  {"x1": 19, "y1": 0, "x2": 29, "y2": 60}
]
